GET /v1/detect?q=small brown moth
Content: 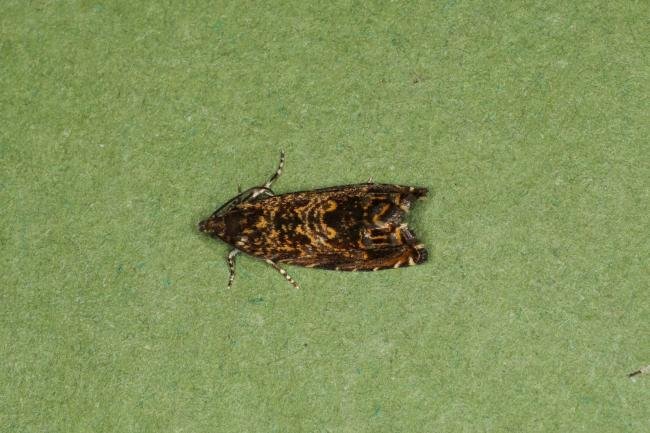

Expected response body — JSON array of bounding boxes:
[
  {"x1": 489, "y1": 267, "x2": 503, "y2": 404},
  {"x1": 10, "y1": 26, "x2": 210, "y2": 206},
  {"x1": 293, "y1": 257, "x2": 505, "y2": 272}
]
[{"x1": 199, "y1": 151, "x2": 428, "y2": 289}]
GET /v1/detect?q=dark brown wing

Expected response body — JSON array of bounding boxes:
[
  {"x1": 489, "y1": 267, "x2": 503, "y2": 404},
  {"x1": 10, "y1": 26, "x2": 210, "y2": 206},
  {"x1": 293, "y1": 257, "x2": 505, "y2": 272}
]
[
  {"x1": 227, "y1": 183, "x2": 428, "y2": 271},
  {"x1": 280, "y1": 243, "x2": 428, "y2": 271}
]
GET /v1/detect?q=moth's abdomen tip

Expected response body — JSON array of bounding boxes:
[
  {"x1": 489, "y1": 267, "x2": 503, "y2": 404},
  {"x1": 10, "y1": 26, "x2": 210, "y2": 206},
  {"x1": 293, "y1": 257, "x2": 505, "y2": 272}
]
[
  {"x1": 416, "y1": 246, "x2": 428, "y2": 264},
  {"x1": 411, "y1": 243, "x2": 428, "y2": 264},
  {"x1": 412, "y1": 187, "x2": 428, "y2": 198}
]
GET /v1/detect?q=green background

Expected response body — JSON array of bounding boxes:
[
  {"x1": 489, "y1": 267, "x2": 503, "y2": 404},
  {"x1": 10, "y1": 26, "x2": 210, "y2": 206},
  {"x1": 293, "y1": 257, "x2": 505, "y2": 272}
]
[{"x1": 2, "y1": 1, "x2": 648, "y2": 431}]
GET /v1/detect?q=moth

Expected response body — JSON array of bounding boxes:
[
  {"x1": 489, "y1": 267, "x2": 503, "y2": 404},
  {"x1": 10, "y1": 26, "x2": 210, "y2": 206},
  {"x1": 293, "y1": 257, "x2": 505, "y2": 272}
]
[{"x1": 198, "y1": 151, "x2": 428, "y2": 289}]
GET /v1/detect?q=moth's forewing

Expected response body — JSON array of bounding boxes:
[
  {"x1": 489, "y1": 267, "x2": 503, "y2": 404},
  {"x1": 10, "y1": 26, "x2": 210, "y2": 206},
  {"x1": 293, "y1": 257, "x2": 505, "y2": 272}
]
[{"x1": 215, "y1": 183, "x2": 428, "y2": 271}]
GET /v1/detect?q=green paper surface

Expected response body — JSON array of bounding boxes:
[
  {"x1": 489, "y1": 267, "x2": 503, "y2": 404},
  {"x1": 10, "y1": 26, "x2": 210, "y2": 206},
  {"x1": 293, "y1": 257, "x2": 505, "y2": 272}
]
[{"x1": 2, "y1": 1, "x2": 648, "y2": 431}]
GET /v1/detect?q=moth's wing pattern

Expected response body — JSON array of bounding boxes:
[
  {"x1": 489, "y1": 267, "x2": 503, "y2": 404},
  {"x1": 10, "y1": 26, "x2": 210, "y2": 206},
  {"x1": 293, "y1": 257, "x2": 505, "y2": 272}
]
[
  {"x1": 267, "y1": 183, "x2": 428, "y2": 271},
  {"x1": 279, "y1": 243, "x2": 428, "y2": 271}
]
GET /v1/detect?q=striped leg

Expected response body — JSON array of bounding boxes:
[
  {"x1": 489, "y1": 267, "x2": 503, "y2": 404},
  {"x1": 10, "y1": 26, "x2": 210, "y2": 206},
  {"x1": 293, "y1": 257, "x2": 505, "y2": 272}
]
[
  {"x1": 226, "y1": 249, "x2": 239, "y2": 288},
  {"x1": 251, "y1": 150, "x2": 284, "y2": 199},
  {"x1": 264, "y1": 150, "x2": 285, "y2": 189},
  {"x1": 248, "y1": 187, "x2": 274, "y2": 200},
  {"x1": 265, "y1": 259, "x2": 300, "y2": 289}
]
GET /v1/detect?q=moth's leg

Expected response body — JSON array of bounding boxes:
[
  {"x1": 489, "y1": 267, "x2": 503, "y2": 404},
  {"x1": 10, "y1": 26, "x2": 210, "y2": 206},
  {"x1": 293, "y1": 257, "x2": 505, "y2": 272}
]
[
  {"x1": 264, "y1": 150, "x2": 285, "y2": 190},
  {"x1": 226, "y1": 249, "x2": 240, "y2": 288},
  {"x1": 264, "y1": 259, "x2": 300, "y2": 289},
  {"x1": 247, "y1": 151, "x2": 284, "y2": 200},
  {"x1": 248, "y1": 187, "x2": 274, "y2": 200}
]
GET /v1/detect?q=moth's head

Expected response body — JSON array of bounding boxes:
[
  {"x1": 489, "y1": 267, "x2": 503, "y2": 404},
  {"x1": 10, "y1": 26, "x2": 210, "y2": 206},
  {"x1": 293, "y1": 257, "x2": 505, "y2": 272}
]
[
  {"x1": 198, "y1": 214, "x2": 226, "y2": 238},
  {"x1": 199, "y1": 208, "x2": 244, "y2": 243}
]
